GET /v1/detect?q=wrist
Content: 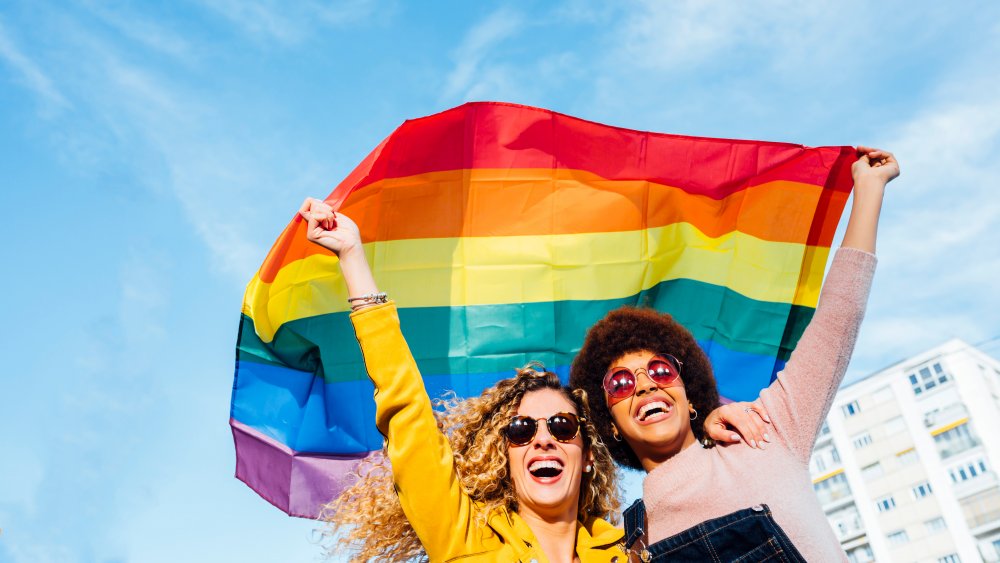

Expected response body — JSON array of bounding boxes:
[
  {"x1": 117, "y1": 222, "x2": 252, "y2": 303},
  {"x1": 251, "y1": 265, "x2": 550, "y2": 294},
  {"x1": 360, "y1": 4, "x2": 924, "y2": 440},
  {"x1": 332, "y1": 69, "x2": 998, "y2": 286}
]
[
  {"x1": 338, "y1": 244, "x2": 367, "y2": 265},
  {"x1": 853, "y1": 178, "x2": 887, "y2": 199}
]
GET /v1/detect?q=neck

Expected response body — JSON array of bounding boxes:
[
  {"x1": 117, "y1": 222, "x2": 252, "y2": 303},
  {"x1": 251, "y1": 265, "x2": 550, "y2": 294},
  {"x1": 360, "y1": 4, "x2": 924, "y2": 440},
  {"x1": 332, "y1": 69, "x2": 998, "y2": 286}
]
[
  {"x1": 639, "y1": 428, "x2": 698, "y2": 473},
  {"x1": 518, "y1": 505, "x2": 580, "y2": 563}
]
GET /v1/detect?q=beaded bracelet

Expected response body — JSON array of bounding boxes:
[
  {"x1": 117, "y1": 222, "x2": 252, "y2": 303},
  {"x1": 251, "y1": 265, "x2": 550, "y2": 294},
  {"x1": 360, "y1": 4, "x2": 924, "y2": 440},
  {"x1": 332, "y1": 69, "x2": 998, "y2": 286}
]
[{"x1": 348, "y1": 292, "x2": 388, "y2": 311}]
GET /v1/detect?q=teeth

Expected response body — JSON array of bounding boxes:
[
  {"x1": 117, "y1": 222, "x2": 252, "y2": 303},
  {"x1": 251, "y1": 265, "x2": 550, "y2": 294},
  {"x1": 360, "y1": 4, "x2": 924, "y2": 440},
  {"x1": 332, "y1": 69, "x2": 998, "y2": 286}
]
[
  {"x1": 529, "y1": 460, "x2": 564, "y2": 472},
  {"x1": 638, "y1": 401, "x2": 671, "y2": 421}
]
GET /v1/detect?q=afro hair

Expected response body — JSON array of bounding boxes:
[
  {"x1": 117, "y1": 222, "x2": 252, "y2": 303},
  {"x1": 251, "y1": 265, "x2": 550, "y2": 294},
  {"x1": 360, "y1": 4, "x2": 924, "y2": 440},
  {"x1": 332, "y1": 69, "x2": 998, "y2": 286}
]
[{"x1": 570, "y1": 306, "x2": 720, "y2": 470}]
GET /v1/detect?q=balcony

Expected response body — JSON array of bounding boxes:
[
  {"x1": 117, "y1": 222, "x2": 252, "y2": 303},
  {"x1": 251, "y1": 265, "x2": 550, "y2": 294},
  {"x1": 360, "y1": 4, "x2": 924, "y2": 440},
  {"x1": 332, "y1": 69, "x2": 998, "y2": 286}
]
[
  {"x1": 817, "y1": 421, "x2": 833, "y2": 445},
  {"x1": 967, "y1": 505, "x2": 1000, "y2": 529},
  {"x1": 933, "y1": 419, "x2": 981, "y2": 459},
  {"x1": 937, "y1": 435, "x2": 982, "y2": 459},
  {"x1": 924, "y1": 403, "x2": 969, "y2": 428},
  {"x1": 835, "y1": 519, "x2": 866, "y2": 542},
  {"x1": 817, "y1": 484, "x2": 853, "y2": 507},
  {"x1": 961, "y1": 487, "x2": 1000, "y2": 530},
  {"x1": 846, "y1": 544, "x2": 875, "y2": 563}
]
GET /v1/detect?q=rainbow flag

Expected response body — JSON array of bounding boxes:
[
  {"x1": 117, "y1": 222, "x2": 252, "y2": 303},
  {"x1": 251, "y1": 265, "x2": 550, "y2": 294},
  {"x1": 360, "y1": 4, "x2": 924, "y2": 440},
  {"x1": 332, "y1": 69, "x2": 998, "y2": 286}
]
[{"x1": 231, "y1": 102, "x2": 855, "y2": 517}]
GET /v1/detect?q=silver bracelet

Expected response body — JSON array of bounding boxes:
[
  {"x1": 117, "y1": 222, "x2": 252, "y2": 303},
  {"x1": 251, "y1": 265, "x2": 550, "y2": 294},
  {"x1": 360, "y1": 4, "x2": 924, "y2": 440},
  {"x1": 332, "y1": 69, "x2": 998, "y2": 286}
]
[{"x1": 347, "y1": 292, "x2": 388, "y2": 306}]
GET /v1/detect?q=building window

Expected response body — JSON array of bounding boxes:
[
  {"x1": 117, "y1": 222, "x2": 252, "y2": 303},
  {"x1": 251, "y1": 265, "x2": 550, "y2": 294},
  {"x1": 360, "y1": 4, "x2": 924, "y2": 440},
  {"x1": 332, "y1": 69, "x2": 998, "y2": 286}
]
[
  {"x1": 814, "y1": 455, "x2": 826, "y2": 473},
  {"x1": 832, "y1": 447, "x2": 841, "y2": 463},
  {"x1": 847, "y1": 544, "x2": 875, "y2": 563},
  {"x1": 876, "y1": 495, "x2": 896, "y2": 512},
  {"x1": 887, "y1": 529, "x2": 909, "y2": 546},
  {"x1": 937, "y1": 555, "x2": 960, "y2": 563},
  {"x1": 814, "y1": 472, "x2": 852, "y2": 506},
  {"x1": 911, "y1": 481, "x2": 933, "y2": 499},
  {"x1": 896, "y1": 448, "x2": 919, "y2": 466},
  {"x1": 861, "y1": 462, "x2": 883, "y2": 480},
  {"x1": 843, "y1": 400, "x2": 861, "y2": 417},
  {"x1": 949, "y1": 459, "x2": 989, "y2": 483},
  {"x1": 819, "y1": 421, "x2": 831, "y2": 436},
  {"x1": 909, "y1": 362, "x2": 950, "y2": 395},
  {"x1": 925, "y1": 517, "x2": 947, "y2": 532},
  {"x1": 934, "y1": 422, "x2": 980, "y2": 459},
  {"x1": 853, "y1": 432, "x2": 873, "y2": 449}
]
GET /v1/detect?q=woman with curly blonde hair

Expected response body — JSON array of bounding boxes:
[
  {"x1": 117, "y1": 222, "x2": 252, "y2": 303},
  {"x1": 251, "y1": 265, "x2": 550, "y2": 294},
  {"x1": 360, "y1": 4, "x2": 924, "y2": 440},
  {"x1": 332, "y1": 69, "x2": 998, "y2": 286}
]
[
  {"x1": 299, "y1": 198, "x2": 771, "y2": 563},
  {"x1": 325, "y1": 366, "x2": 619, "y2": 562}
]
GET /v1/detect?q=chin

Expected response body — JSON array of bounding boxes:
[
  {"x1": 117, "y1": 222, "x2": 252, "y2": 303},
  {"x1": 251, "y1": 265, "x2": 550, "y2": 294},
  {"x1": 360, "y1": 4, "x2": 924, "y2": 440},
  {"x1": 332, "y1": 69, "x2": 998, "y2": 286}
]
[
  {"x1": 519, "y1": 482, "x2": 579, "y2": 513},
  {"x1": 636, "y1": 421, "x2": 682, "y2": 440}
]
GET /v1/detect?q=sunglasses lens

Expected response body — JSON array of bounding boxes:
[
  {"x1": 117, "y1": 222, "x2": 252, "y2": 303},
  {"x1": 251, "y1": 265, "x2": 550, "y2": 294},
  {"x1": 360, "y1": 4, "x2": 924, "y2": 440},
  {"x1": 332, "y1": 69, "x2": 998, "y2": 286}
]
[
  {"x1": 604, "y1": 368, "x2": 636, "y2": 398},
  {"x1": 547, "y1": 414, "x2": 580, "y2": 442},
  {"x1": 505, "y1": 416, "x2": 537, "y2": 445},
  {"x1": 648, "y1": 356, "x2": 680, "y2": 385}
]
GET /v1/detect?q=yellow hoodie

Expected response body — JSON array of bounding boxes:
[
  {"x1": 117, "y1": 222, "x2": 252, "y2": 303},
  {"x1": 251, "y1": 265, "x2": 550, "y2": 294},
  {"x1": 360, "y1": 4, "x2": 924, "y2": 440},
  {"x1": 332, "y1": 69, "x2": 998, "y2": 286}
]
[{"x1": 350, "y1": 302, "x2": 626, "y2": 563}]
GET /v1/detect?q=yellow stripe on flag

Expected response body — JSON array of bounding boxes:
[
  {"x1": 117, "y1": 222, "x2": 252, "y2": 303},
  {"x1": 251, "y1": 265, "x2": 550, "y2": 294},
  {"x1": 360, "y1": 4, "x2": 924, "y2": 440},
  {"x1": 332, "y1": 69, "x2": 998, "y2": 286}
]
[{"x1": 244, "y1": 223, "x2": 829, "y2": 342}]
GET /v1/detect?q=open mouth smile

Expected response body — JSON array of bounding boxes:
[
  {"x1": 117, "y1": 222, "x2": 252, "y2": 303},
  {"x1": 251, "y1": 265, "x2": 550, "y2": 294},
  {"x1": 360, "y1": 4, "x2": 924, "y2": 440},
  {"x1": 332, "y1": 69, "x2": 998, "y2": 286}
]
[
  {"x1": 634, "y1": 398, "x2": 673, "y2": 424},
  {"x1": 527, "y1": 457, "x2": 565, "y2": 483}
]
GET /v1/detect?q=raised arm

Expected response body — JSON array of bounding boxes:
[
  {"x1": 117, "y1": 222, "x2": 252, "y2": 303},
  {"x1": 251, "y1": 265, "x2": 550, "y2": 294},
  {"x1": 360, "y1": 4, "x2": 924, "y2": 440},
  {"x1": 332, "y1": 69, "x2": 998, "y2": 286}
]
[
  {"x1": 300, "y1": 197, "x2": 377, "y2": 299},
  {"x1": 757, "y1": 148, "x2": 898, "y2": 461},
  {"x1": 301, "y1": 198, "x2": 481, "y2": 560},
  {"x1": 841, "y1": 147, "x2": 899, "y2": 253}
]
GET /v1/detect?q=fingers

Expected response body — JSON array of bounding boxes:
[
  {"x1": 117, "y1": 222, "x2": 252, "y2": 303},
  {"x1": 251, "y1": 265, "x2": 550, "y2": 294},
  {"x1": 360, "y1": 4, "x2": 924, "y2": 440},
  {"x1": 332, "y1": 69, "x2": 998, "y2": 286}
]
[
  {"x1": 705, "y1": 421, "x2": 742, "y2": 445},
  {"x1": 298, "y1": 197, "x2": 338, "y2": 231},
  {"x1": 298, "y1": 197, "x2": 314, "y2": 219},
  {"x1": 729, "y1": 406, "x2": 766, "y2": 449},
  {"x1": 705, "y1": 402, "x2": 772, "y2": 449},
  {"x1": 321, "y1": 212, "x2": 337, "y2": 231},
  {"x1": 306, "y1": 215, "x2": 321, "y2": 242},
  {"x1": 856, "y1": 147, "x2": 895, "y2": 167},
  {"x1": 751, "y1": 399, "x2": 771, "y2": 423}
]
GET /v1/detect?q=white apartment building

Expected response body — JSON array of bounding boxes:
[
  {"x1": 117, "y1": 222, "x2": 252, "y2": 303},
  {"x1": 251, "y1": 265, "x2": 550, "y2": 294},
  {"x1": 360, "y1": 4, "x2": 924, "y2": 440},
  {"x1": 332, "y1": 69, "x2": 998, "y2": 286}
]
[{"x1": 810, "y1": 338, "x2": 1000, "y2": 563}]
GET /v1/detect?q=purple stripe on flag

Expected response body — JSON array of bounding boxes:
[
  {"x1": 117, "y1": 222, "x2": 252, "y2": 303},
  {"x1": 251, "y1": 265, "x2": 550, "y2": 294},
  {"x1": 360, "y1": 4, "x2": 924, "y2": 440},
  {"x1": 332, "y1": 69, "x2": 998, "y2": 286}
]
[{"x1": 231, "y1": 419, "x2": 377, "y2": 518}]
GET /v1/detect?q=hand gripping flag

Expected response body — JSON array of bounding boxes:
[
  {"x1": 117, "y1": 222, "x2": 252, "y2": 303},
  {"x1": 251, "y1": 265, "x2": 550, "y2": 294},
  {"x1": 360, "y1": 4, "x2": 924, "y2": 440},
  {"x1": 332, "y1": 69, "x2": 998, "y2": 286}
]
[{"x1": 231, "y1": 102, "x2": 856, "y2": 517}]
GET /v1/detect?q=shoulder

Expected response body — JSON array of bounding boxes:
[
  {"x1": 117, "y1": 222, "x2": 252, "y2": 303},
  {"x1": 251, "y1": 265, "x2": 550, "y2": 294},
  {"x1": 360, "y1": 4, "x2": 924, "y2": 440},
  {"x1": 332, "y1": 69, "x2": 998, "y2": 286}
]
[{"x1": 577, "y1": 516, "x2": 628, "y2": 559}]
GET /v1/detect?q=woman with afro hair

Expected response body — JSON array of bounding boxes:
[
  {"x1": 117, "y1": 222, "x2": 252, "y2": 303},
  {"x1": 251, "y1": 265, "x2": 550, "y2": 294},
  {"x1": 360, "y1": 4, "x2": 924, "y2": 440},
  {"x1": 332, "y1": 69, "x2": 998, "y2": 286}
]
[{"x1": 570, "y1": 147, "x2": 899, "y2": 562}]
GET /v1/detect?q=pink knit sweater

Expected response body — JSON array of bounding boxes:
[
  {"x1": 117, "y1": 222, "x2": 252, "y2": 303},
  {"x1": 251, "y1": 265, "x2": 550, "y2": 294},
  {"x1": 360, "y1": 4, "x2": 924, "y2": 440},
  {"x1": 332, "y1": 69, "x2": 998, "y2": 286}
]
[{"x1": 642, "y1": 247, "x2": 876, "y2": 562}]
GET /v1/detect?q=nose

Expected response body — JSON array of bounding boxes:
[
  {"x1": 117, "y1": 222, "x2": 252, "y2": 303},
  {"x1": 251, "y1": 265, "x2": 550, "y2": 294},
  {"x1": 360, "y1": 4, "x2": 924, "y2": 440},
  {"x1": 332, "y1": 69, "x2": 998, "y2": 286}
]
[
  {"x1": 531, "y1": 420, "x2": 557, "y2": 449},
  {"x1": 634, "y1": 369, "x2": 658, "y2": 397}
]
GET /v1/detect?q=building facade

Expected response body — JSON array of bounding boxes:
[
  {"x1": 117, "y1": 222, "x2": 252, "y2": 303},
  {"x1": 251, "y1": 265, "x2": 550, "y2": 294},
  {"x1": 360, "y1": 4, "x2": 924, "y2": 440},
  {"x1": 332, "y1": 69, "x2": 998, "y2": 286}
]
[{"x1": 810, "y1": 339, "x2": 1000, "y2": 562}]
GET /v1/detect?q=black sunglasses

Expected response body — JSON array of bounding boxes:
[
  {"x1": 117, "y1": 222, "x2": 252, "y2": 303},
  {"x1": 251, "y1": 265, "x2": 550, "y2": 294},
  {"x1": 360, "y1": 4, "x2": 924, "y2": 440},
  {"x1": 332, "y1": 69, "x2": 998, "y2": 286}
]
[{"x1": 504, "y1": 412, "x2": 585, "y2": 446}]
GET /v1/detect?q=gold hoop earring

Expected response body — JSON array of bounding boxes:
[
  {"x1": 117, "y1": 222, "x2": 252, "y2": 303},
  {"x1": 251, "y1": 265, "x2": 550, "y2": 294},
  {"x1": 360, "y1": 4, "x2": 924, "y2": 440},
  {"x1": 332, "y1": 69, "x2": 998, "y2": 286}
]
[
  {"x1": 611, "y1": 426, "x2": 623, "y2": 442},
  {"x1": 689, "y1": 408, "x2": 698, "y2": 421}
]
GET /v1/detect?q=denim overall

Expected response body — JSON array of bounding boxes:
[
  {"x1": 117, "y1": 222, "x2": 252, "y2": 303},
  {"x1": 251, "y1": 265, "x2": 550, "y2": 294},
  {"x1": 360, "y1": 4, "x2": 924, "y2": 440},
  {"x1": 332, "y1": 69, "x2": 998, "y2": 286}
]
[{"x1": 622, "y1": 500, "x2": 807, "y2": 562}]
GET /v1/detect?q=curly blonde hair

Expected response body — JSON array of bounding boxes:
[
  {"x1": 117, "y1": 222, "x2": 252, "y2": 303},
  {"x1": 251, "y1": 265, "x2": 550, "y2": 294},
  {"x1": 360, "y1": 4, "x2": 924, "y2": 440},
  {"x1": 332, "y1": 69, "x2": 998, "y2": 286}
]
[{"x1": 321, "y1": 365, "x2": 621, "y2": 562}]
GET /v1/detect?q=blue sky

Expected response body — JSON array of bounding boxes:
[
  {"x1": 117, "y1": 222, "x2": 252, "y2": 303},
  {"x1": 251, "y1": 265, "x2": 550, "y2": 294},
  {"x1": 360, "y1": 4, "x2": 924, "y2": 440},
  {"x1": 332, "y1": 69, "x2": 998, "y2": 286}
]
[{"x1": 2, "y1": 1, "x2": 999, "y2": 561}]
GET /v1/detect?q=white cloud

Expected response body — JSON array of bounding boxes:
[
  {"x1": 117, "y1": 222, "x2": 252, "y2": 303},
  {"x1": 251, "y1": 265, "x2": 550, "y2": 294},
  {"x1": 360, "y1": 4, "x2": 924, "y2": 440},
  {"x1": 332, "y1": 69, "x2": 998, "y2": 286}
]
[
  {"x1": 81, "y1": 1, "x2": 195, "y2": 61},
  {"x1": 197, "y1": 0, "x2": 376, "y2": 45},
  {"x1": 848, "y1": 70, "x2": 1000, "y2": 370},
  {"x1": 0, "y1": 18, "x2": 69, "y2": 114},
  {"x1": 442, "y1": 8, "x2": 525, "y2": 101},
  {"x1": 615, "y1": 0, "x2": 747, "y2": 71},
  {"x1": 25, "y1": 21, "x2": 329, "y2": 278}
]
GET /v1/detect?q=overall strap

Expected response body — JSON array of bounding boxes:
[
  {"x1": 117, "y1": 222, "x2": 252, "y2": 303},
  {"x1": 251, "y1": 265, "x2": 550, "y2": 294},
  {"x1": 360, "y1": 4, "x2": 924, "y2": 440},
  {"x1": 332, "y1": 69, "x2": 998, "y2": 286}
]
[{"x1": 622, "y1": 498, "x2": 646, "y2": 549}]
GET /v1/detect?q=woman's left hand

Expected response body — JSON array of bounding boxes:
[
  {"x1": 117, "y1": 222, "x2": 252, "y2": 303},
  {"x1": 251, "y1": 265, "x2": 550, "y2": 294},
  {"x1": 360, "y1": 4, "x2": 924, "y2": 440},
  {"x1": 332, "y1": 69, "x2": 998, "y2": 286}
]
[
  {"x1": 299, "y1": 197, "x2": 363, "y2": 258},
  {"x1": 704, "y1": 400, "x2": 771, "y2": 449},
  {"x1": 852, "y1": 146, "x2": 900, "y2": 186}
]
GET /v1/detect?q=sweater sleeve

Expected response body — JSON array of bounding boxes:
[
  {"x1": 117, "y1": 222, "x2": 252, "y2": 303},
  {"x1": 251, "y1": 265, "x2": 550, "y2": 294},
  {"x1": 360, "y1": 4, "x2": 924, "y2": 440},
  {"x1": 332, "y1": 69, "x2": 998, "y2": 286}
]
[
  {"x1": 350, "y1": 302, "x2": 481, "y2": 560},
  {"x1": 757, "y1": 248, "x2": 877, "y2": 463}
]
